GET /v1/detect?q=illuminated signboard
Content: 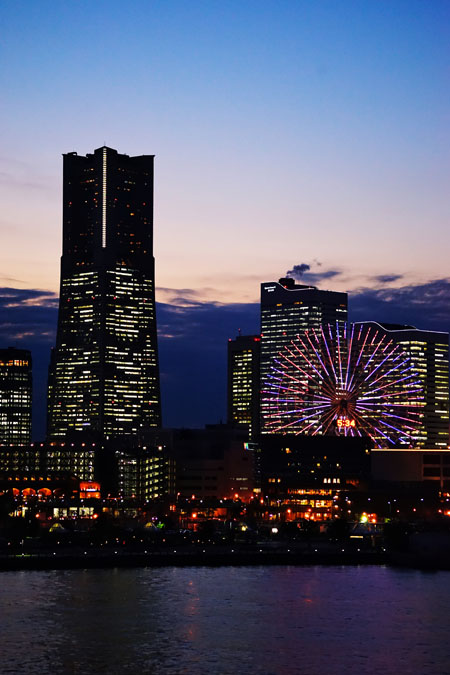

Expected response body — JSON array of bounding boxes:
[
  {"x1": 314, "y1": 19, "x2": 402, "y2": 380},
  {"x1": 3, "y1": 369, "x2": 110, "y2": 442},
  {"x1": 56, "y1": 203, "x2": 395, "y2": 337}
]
[
  {"x1": 337, "y1": 418, "x2": 356, "y2": 429},
  {"x1": 79, "y1": 481, "x2": 101, "y2": 499}
]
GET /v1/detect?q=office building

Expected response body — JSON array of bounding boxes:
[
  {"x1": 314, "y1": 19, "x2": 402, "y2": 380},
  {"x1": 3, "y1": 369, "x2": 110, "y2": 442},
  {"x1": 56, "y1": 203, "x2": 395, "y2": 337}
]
[
  {"x1": 371, "y1": 448, "x2": 450, "y2": 491},
  {"x1": 260, "y1": 278, "x2": 347, "y2": 433},
  {"x1": 227, "y1": 334, "x2": 260, "y2": 439},
  {"x1": 46, "y1": 442, "x2": 96, "y2": 482},
  {"x1": 261, "y1": 434, "x2": 371, "y2": 521},
  {"x1": 353, "y1": 322, "x2": 449, "y2": 449},
  {"x1": 157, "y1": 425, "x2": 258, "y2": 501},
  {"x1": 0, "y1": 443, "x2": 41, "y2": 474},
  {"x1": 47, "y1": 146, "x2": 161, "y2": 440},
  {"x1": 0, "y1": 348, "x2": 32, "y2": 446},
  {"x1": 116, "y1": 445, "x2": 175, "y2": 501}
]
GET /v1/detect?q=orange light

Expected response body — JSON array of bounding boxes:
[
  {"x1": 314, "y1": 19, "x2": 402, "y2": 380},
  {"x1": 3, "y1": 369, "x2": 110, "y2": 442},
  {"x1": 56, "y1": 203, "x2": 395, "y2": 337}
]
[
  {"x1": 337, "y1": 418, "x2": 356, "y2": 428},
  {"x1": 192, "y1": 512, "x2": 197, "y2": 519}
]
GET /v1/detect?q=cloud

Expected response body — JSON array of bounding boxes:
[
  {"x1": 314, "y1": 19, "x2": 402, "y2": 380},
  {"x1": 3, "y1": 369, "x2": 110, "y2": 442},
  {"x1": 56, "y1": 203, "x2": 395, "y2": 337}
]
[
  {"x1": 0, "y1": 156, "x2": 55, "y2": 193},
  {"x1": 0, "y1": 171, "x2": 52, "y2": 192},
  {"x1": 157, "y1": 300, "x2": 260, "y2": 428},
  {"x1": 371, "y1": 273, "x2": 404, "y2": 284},
  {"x1": 286, "y1": 263, "x2": 310, "y2": 278},
  {"x1": 302, "y1": 269, "x2": 342, "y2": 284},
  {"x1": 349, "y1": 279, "x2": 450, "y2": 332},
  {"x1": 0, "y1": 275, "x2": 26, "y2": 284},
  {"x1": 0, "y1": 287, "x2": 58, "y2": 343},
  {"x1": 286, "y1": 262, "x2": 343, "y2": 287},
  {"x1": 156, "y1": 286, "x2": 223, "y2": 306}
]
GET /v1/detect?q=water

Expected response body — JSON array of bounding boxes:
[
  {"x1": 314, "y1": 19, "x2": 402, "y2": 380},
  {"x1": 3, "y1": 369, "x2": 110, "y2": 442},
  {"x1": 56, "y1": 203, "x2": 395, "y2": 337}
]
[{"x1": 1, "y1": 565, "x2": 450, "y2": 674}]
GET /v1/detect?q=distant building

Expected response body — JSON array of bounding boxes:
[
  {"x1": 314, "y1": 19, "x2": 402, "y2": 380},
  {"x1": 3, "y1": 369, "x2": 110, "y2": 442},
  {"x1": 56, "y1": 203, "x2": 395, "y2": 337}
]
[
  {"x1": 261, "y1": 434, "x2": 371, "y2": 492},
  {"x1": 0, "y1": 444, "x2": 42, "y2": 474},
  {"x1": 45, "y1": 442, "x2": 96, "y2": 482},
  {"x1": 354, "y1": 322, "x2": 449, "y2": 449},
  {"x1": 0, "y1": 440, "x2": 96, "y2": 482},
  {"x1": 0, "y1": 472, "x2": 78, "y2": 502},
  {"x1": 260, "y1": 434, "x2": 371, "y2": 521},
  {"x1": 116, "y1": 445, "x2": 175, "y2": 501},
  {"x1": 227, "y1": 334, "x2": 260, "y2": 439},
  {"x1": 161, "y1": 426, "x2": 259, "y2": 501},
  {"x1": 260, "y1": 278, "x2": 348, "y2": 433},
  {"x1": 371, "y1": 449, "x2": 450, "y2": 492},
  {"x1": 0, "y1": 348, "x2": 32, "y2": 446},
  {"x1": 47, "y1": 146, "x2": 161, "y2": 441},
  {"x1": 0, "y1": 438, "x2": 175, "y2": 501}
]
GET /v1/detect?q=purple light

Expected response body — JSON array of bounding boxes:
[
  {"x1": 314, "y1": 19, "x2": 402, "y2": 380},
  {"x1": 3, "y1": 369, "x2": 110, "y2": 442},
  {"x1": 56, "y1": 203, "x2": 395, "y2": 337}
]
[{"x1": 264, "y1": 322, "x2": 424, "y2": 445}]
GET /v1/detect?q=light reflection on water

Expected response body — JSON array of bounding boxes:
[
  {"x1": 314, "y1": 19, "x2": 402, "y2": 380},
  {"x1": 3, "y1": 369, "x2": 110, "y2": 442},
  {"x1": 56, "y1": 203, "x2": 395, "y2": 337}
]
[{"x1": 1, "y1": 566, "x2": 450, "y2": 674}]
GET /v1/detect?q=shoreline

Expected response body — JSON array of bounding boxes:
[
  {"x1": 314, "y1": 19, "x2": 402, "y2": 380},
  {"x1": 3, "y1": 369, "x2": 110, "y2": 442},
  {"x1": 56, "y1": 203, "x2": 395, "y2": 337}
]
[
  {"x1": 0, "y1": 548, "x2": 385, "y2": 571},
  {"x1": 1, "y1": 548, "x2": 445, "y2": 571}
]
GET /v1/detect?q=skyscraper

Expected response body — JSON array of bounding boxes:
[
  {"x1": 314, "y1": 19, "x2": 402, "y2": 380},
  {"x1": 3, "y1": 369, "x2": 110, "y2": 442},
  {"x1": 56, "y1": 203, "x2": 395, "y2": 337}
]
[
  {"x1": 47, "y1": 146, "x2": 161, "y2": 440},
  {"x1": 227, "y1": 334, "x2": 261, "y2": 439},
  {"x1": 0, "y1": 348, "x2": 32, "y2": 446},
  {"x1": 260, "y1": 277, "x2": 348, "y2": 433},
  {"x1": 353, "y1": 322, "x2": 449, "y2": 449}
]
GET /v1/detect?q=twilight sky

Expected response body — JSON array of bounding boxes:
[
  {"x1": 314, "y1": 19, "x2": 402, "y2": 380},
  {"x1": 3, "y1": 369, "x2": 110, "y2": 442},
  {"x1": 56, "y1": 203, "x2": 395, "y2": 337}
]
[{"x1": 0, "y1": 1, "x2": 449, "y2": 437}]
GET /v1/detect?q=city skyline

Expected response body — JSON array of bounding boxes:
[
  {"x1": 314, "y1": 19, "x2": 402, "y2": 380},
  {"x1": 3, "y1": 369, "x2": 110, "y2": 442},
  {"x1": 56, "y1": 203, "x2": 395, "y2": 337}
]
[
  {"x1": 2, "y1": 5, "x2": 450, "y2": 672},
  {"x1": 0, "y1": 1, "x2": 449, "y2": 435}
]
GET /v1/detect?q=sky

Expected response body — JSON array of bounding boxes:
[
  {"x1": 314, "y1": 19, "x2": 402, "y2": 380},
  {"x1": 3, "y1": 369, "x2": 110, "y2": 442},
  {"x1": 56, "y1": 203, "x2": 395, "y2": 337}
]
[{"x1": 0, "y1": 1, "x2": 449, "y2": 437}]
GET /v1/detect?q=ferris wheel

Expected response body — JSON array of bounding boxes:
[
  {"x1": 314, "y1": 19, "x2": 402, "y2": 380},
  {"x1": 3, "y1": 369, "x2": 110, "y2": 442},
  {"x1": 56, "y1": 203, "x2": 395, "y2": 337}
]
[{"x1": 262, "y1": 323, "x2": 424, "y2": 447}]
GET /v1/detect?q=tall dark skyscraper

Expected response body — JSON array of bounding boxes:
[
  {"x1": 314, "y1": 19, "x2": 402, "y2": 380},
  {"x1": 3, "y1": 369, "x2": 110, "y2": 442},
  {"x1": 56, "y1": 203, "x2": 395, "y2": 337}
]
[
  {"x1": 47, "y1": 146, "x2": 161, "y2": 440},
  {"x1": 260, "y1": 277, "x2": 348, "y2": 433}
]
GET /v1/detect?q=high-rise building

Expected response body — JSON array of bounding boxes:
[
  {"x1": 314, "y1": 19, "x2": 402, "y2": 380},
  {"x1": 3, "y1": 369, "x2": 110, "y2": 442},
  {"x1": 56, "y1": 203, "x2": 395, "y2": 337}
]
[
  {"x1": 0, "y1": 348, "x2": 32, "y2": 446},
  {"x1": 227, "y1": 334, "x2": 260, "y2": 439},
  {"x1": 47, "y1": 146, "x2": 161, "y2": 440},
  {"x1": 260, "y1": 278, "x2": 348, "y2": 433},
  {"x1": 353, "y1": 322, "x2": 449, "y2": 449}
]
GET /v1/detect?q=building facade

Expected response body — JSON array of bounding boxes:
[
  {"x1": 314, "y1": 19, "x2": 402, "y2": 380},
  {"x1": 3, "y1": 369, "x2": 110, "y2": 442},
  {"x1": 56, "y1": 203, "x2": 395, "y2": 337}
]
[
  {"x1": 260, "y1": 278, "x2": 348, "y2": 433},
  {"x1": 116, "y1": 445, "x2": 175, "y2": 501},
  {"x1": 47, "y1": 146, "x2": 161, "y2": 440},
  {"x1": 371, "y1": 449, "x2": 450, "y2": 492},
  {"x1": 354, "y1": 323, "x2": 449, "y2": 449},
  {"x1": 227, "y1": 334, "x2": 260, "y2": 439},
  {"x1": 0, "y1": 348, "x2": 32, "y2": 446}
]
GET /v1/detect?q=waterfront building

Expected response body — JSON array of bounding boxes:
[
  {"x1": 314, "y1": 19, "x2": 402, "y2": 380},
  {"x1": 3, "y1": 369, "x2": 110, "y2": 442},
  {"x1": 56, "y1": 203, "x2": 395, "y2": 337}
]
[
  {"x1": 45, "y1": 442, "x2": 96, "y2": 482},
  {"x1": 171, "y1": 425, "x2": 259, "y2": 501},
  {"x1": 0, "y1": 472, "x2": 78, "y2": 502},
  {"x1": 260, "y1": 278, "x2": 347, "y2": 433},
  {"x1": 353, "y1": 322, "x2": 449, "y2": 449},
  {"x1": 116, "y1": 444, "x2": 175, "y2": 501},
  {"x1": 261, "y1": 434, "x2": 371, "y2": 521},
  {"x1": 227, "y1": 334, "x2": 260, "y2": 439},
  {"x1": 0, "y1": 442, "x2": 94, "y2": 483},
  {"x1": 0, "y1": 348, "x2": 32, "y2": 446},
  {"x1": 0, "y1": 443, "x2": 42, "y2": 474},
  {"x1": 47, "y1": 146, "x2": 161, "y2": 440},
  {"x1": 371, "y1": 448, "x2": 450, "y2": 492}
]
